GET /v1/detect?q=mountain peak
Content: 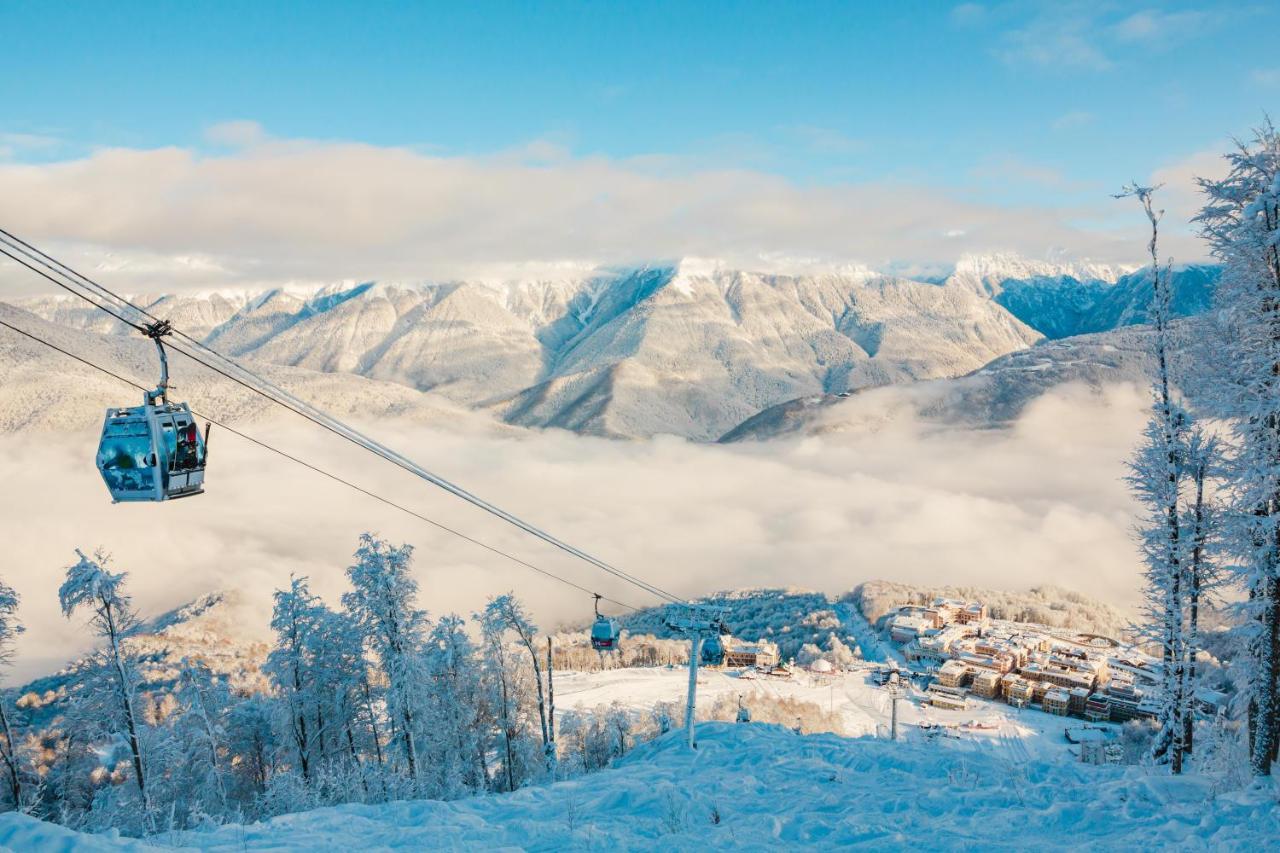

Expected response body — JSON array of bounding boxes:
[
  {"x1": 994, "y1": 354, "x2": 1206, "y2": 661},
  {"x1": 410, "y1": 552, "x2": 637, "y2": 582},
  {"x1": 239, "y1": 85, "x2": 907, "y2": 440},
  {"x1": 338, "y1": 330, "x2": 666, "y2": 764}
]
[{"x1": 950, "y1": 252, "x2": 1132, "y2": 286}]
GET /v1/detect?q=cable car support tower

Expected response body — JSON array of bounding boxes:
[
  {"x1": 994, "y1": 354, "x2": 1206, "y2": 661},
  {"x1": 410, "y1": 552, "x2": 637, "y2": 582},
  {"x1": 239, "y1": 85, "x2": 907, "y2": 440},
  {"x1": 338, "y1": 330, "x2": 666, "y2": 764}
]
[{"x1": 664, "y1": 603, "x2": 728, "y2": 749}]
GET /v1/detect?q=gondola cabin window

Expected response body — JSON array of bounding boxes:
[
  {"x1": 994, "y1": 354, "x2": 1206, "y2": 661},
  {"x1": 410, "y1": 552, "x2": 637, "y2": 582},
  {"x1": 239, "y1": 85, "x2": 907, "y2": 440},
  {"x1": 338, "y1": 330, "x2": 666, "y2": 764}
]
[{"x1": 97, "y1": 416, "x2": 156, "y2": 496}]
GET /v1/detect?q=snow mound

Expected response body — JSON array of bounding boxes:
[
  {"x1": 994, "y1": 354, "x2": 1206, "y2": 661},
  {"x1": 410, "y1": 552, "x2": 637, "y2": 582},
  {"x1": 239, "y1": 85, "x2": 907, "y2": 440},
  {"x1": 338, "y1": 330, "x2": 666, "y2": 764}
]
[{"x1": 4, "y1": 722, "x2": 1273, "y2": 850}]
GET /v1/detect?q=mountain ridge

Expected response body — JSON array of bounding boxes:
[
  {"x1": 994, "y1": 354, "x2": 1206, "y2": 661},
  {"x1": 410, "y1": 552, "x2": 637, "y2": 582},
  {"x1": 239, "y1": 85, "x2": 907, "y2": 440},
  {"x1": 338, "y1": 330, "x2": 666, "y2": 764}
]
[{"x1": 5, "y1": 255, "x2": 1219, "y2": 440}]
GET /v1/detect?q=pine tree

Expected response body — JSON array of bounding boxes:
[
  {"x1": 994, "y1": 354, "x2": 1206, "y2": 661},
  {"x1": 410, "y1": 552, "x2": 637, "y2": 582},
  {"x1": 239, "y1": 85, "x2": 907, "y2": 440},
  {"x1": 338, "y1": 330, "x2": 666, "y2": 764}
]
[{"x1": 1195, "y1": 122, "x2": 1280, "y2": 776}]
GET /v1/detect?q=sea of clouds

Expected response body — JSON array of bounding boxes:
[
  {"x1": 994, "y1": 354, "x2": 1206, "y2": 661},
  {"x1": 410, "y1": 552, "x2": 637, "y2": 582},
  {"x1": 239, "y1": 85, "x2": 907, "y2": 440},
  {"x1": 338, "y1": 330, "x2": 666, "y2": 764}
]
[{"x1": 0, "y1": 380, "x2": 1148, "y2": 682}]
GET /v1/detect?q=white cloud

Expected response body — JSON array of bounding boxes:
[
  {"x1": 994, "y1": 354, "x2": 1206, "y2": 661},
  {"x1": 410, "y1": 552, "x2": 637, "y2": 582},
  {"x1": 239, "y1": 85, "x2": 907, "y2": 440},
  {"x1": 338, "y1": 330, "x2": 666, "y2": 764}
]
[
  {"x1": 969, "y1": 156, "x2": 1081, "y2": 190},
  {"x1": 949, "y1": 3, "x2": 986, "y2": 26},
  {"x1": 1110, "y1": 9, "x2": 1208, "y2": 44},
  {"x1": 1147, "y1": 145, "x2": 1231, "y2": 238},
  {"x1": 203, "y1": 119, "x2": 266, "y2": 148},
  {"x1": 997, "y1": 7, "x2": 1114, "y2": 72},
  {"x1": 995, "y1": 4, "x2": 1219, "y2": 72},
  {"x1": 0, "y1": 131, "x2": 1212, "y2": 295},
  {"x1": 1051, "y1": 110, "x2": 1095, "y2": 131},
  {"x1": 0, "y1": 131, "x2": 60, "y2": 160},
  {"x1": 1251, "y1": 68, "x2": 1280, "y2": 87},
  {"x1": 781, "y1": 125, "x2": 867, "y2": 155},
  {"x1": 0, "y1": 381, "x2": 1150, "y2": 682}
]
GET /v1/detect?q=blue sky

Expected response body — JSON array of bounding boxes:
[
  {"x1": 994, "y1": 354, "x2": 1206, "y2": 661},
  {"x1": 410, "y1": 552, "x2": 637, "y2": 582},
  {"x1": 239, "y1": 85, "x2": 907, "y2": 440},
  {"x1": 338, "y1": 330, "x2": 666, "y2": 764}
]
[{"x1": 1, "y1": 1, "x2": 1277, "y2": 286}]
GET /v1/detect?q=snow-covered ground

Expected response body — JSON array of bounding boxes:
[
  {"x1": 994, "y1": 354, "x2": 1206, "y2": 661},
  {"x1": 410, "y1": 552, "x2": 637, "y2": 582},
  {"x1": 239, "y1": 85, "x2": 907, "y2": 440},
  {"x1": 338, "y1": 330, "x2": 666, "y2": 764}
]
[
  {"x1": 556, "y1": 664, "x2": 1107, "y2": 764},
  {"x1": 1, "y1": 721, "x2": 1272, "y2": 851}
]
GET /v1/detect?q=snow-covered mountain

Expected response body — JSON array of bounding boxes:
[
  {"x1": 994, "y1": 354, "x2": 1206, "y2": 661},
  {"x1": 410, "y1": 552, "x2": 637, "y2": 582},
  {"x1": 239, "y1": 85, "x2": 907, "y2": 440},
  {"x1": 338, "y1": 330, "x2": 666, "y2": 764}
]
[
  {"x1": 720, "y1": 325, "x2": 1156, "y2": 442},
  {"x1": 14, "y1": 589, "x2": 269, "y2": 732},
  {"x1": 5, "y1": 256, "x2": 1219, "y2": 440},
  {"x1": 946, "y1": 253, "x2": 1217, "y2": 339},
  {"x1": 0, "y1": 301, "x2": 503, "y2": 433}
]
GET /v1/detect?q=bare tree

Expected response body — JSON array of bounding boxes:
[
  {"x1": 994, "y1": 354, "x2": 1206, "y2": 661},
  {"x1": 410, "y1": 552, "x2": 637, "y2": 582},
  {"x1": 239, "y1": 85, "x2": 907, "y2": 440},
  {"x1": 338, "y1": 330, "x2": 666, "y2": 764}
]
[{"x1": 1117, "y1": 182, "x2": 1189, "y2": 773}]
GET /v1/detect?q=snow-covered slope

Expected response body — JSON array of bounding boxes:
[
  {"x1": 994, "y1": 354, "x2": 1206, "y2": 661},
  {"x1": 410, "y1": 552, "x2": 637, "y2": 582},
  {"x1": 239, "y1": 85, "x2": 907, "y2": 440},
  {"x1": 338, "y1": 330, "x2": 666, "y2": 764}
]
[
  {"x1": 0, "y1": 302, "x2": 506, "y2": 433},
  {"x1": 720, "y1": 326, "x2": 1154, "y2": 442},
  {"x1": 2, "y1": 722, "x2": 1271, "y2": 850}
]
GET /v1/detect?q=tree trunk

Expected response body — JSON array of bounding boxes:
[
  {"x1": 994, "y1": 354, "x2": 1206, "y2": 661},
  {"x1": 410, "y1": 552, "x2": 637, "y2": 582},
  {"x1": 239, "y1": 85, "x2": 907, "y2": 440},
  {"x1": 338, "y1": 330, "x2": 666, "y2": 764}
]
[
  {"x1": 516, "y1": 631, "x2": 550, "y2": 757},
  {"x1": 546, "y1": 636, "x2": 556, "y2": 770},
  {"x1": 103, "y1": 601, "x2": 148, "y2": 808},
  {"x1": 497, "y1": 664, "x2": 515, "y2": 793},
  {"x1": 1250, "y1": 204, "x2": 1280, "y2": 775},
  {"x1": 1254, "y1": 571, "x2": 1280, "y2": 774},
  {"x1": 1184, "y1": 461, "x2": 1208, "y2": 755},
  {"x1": 402, "y1": 704, "x2": 418, "y2": 784},
  {"x1": 361, "y1": 674, "x2": 384, "y2": 770},
  {"x1": 0, "y1": 700, "x2": 20, "y2": 810},
  {"x1": 345, "y1": 723, "x2": 368, "y2": 796}
]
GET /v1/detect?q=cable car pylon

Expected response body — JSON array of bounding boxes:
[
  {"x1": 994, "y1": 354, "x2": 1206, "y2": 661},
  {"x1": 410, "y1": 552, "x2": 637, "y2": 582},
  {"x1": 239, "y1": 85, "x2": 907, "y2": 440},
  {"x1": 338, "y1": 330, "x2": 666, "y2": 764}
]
[{"x1": 665, "y1": 603, "x2": 729, "y2": 749}]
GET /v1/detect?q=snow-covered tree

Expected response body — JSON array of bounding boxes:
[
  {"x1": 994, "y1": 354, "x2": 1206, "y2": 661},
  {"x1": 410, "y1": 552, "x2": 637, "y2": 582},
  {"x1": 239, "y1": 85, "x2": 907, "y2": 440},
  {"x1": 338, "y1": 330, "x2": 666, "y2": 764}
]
[
  {"x1": 420, "y1": 614, "x2": 488, "y2": 798},
  {"x1": 145, "y1": 661, "x2": 234, "y2": 827},
  {"x1": 342, "y1": 534, "x2": 428, "y2": 788},
  {"x1": 482, "y1": 594, "x2": 553, "y2": 770},
  {"x1": 1181, "y1": 428, "x2": 1221, "y2": 756},
  {"x1": 1117, "y1": 182, "x2": 1191, "y2": 772},
  {"x1": 307, "y1": 608, "x2": 373, "y2": 794},
  {"x1": 224, "y1": 696, "x2": 276, "y2": 809},
  {"x1": 476, "y1": 602, "x2": 542, "y2": 792},
  {"x1": 0, "y1": 579, "x2": 23, "y2": 811},
  {"x1": 1195, "y1": 122, "x2": 1280, "y2": 775},
  {"x1": 266, "y1": 575, "x2": 326, "y2": 784},
  {"x1": 58, "y1": 550, "x2": 151, "y2": 818}
]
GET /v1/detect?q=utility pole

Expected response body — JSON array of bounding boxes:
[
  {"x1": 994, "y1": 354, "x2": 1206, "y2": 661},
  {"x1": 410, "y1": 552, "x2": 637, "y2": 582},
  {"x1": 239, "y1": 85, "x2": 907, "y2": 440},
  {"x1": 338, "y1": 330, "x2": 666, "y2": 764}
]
[{"x1": 890, "y1": 687, "x2": 900, "y2": 742}]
